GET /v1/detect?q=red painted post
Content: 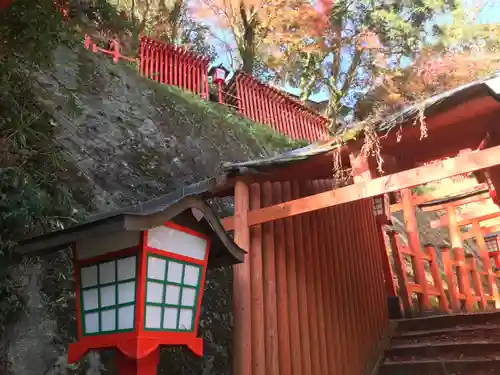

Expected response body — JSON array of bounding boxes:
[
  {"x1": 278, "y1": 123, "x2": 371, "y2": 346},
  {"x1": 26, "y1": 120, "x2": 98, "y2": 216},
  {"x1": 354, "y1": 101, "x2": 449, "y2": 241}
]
[
  {"x1": 172, "y1": 46, "x2": 178, "y2": 87},
  {"x1": 180, "y1": 50, "x2": 185, "y2": 89},
  {"x1": 149, "y1": 42, "x2": 155, "y2": 80},
  {"x1": 159, "y1": 44, "x2": 164, "y2": 83},
  {"x1": 204, "y1": 59, "x2": 210, "y2": 99},
  {"x1": 144, "y1": 40, "x2": 149, "y2": 79},
  {"x1": 242, "y1": 77, "x2": 254, "y2": 120},
  {"x1": 247, "y1": 79, "x2": 258, "y2": 122},
  {"x1": 154, "y1": 42, "x2": 159, "y2": 81},
  {"x1": 84, "y1": 35, "x2": 91, "y2": 50},
  {"x1": 291, "y1": 104, "x2": 301, "y2": 140},
  {"x1": 269, "y1": 92, "x2": 280, "y2": 133},
  {"x1": 167, "y1": 45, "x2": 172, "y2": 85},
  {"x1": 188, "y1": 53, "x2": 193, "y2": 93},
  {"x1": 192, "y1": 58, "x2": 198, "y2": 96},
  {"x1": 183, "y1": 51, "x2": 188, "y2": 90},
  {"x1": 248, "y1": 79, "x2": 258, "y2": 122},
  {"x1": 236, "y1": 75, "x2": 243, "y2": 116},
  {"x1": 261, "y1": 87, "x2": 272, "y2": 127},
  {"x1": 139, "y1": 38, "x2": 145, "y2": 76},
  {"x1": 255, "y1": 82, "x2": 266, "y2": 125}
]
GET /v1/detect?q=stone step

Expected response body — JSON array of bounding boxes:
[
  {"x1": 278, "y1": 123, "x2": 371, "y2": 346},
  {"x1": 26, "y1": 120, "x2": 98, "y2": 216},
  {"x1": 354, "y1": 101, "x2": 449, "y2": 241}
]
[
  {"x1": 379, "y1": 358, "x2": 500, "y2": 375},
  {"x1": 395, "y1": 311, "x2": 500, "y2": 333},
  {"x1": 391, "y1": 324, "x2": 500, "y2": 346},
  {"x1": 385, "y1": 341, "x2": 500, "y2": 362}
]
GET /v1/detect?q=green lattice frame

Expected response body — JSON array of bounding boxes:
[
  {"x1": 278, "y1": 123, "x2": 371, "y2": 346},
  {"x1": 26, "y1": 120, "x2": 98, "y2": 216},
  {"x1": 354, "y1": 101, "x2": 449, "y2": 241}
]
[
  {"x1": 79, "y1": 255, "x2": 137, "y2": 336},
  {"x1": 144, "y1": 254, "x2": 202, "y2": 332}
]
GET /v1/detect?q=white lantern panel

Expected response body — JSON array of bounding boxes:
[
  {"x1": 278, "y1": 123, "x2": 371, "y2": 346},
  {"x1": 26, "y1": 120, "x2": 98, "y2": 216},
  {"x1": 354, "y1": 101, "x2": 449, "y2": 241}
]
[
  {"x1": 147, "y1": 226, "x2": 207, "y2": 261},
  {"x1": 146, "y1": 282, "x2": 164, "y2": 303},
  {"x1": 99, "y1": 261, "x2": 116, "y2": 284},
  {"x1": 84, "y1": 312, "x2": 99, "y2": 334},
  {"x1": 145, "y1": 305, "x2": 162, "y2": 328},
  {"x1": 165, "y1": 285, "x2": 181, "y2": 305},
  {"x1": 167, "y1": 261, "x2": 183, "y2": 283},
  {"x1": 118, "y1": 281, "x2": 136, "y2": 304},
  {"x1": 117, "y1": 256, "x2": 136, "y2": 281},
  {"x1": 101, "y1": 309, "x2": 116, "y2": 331},
  {"x1": 83, "y1": 288, "x2": 99, "y2": 311},
  {"x1": 163, "y1": 307, "x2": 178, "y2": 329},
  {"x1": 118, "y1": 305, "x2": 135, "y2": 330},
  {"x1": 100, "y1": 285, "x2": 116, "y2": 307},
  {"x1": 147, "y1": 257, "x2": 166, "y2": 280},
  {"x1": 183, "y1": 265, "x2": 200, "y2": 286},
  {"x1": 81, "y1": 265, "x2": 98, "y2": 288},
  {"x1": 178, "y1": 308, "x2": 193, "y2": 331},
  {"x1": 181, "y1": 287, "x2": 196, "y2": 307}
]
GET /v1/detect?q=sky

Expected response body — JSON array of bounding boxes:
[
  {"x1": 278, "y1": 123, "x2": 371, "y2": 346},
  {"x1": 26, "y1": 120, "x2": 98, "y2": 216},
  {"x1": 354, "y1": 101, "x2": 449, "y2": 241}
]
[{"x1": 206, "y1": 0, "x2": 500, "y2": 104}]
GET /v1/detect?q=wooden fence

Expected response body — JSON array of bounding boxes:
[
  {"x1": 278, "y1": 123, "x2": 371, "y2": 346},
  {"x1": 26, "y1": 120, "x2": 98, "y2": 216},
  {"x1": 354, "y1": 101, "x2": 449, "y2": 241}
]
[
  {"x1": 233, "y1": 179, "x2": 388, "y2": 375},
  {"x1": 138, "y1": 36, "x2": 210, "y2": 98},
  {"x1": 225, "y1": 71, "x2": 331, "y2": 143},
  {"x1": 389, "y1": 231, "x2": 500, "y2": 317},
  {"x1": 82, "y1": 33, "x2": 330, "y2": 143}
]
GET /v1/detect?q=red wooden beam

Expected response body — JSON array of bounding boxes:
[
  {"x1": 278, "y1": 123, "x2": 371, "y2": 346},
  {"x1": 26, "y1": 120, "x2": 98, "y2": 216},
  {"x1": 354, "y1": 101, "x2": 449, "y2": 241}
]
[{"x1": 222, "y1": 143, "x2": 500, "y2": 230}]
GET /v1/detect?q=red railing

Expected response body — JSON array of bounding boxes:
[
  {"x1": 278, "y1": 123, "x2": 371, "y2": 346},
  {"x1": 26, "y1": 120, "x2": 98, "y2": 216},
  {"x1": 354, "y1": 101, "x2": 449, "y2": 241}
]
[
  {"x1": 225, "y1": 71, "x2": 330, "y2": 142},
  {"x1": 138, "y1": 36, "x2": 210, "y2": 99},
  {"x1": 84, "y1": 35, "x2": 136, "y2": 64},
  {"x1": 82, "y1": 34, "x2": 328, "y2": 143}
]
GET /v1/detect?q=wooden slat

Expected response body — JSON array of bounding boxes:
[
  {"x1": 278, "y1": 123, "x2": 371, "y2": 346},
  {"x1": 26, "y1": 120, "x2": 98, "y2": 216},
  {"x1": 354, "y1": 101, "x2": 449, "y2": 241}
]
[
  {"x1": 313, "y1": 182, "x2": 335, "y2": 374},
  {"x1": 249, "y1": 183, "x2": 266, "y2": 374},
  {"x1": 233, "y1": 181, "x2": 252, "y2": 375},
  {"x1": 320, "y1": 181, "x2": 346, "y2": 375},
  {"x1": 282, "y1": 182, "x2": 302, "y2": 375},
  {"x1": 273, "y1": 183, "x2": 292, "y2": 375},
  {"x1": 291, "y1": 181, "x2": 312, "y2": 375},
  {"x1": 262, "y1": 182, "x2": 280, "y2": 375},
  {"x1": 299, "y1": 183, "x2": 321, "y2": 375},
  {"x1": 327, "y1": 198, "x2": 351, "y2": 375},
  {"x1": 307, "y1": 182, "x2": 329, "y2": 374},
  {"x1": 222, "y1": 144, "x2": 500, "y2": 230}
]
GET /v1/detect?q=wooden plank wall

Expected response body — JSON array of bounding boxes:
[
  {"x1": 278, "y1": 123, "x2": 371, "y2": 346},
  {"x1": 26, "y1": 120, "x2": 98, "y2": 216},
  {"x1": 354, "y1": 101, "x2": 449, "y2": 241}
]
[{"x1": 236, "y1": 179, "x2": 389, "y2": 375}]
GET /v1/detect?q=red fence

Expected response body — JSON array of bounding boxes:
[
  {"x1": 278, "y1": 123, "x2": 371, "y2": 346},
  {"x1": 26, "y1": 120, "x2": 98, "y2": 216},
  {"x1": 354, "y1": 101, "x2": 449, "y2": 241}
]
[
  {"x1": 225, "y1": 71, "x2": 330, "y2": 142},
  {"x1": 138, "y1": 36, "x2": 210, "y2": 98}
]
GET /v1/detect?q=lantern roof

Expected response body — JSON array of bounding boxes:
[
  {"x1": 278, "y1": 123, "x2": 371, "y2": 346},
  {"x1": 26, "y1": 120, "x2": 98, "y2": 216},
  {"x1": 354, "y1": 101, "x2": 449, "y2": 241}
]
[
  {"x1": 208, "y1": 63, "x2": 229, "y2": 75},
  {"x1": 16, "y1": 188, "x2": 245, "y2": 268}
]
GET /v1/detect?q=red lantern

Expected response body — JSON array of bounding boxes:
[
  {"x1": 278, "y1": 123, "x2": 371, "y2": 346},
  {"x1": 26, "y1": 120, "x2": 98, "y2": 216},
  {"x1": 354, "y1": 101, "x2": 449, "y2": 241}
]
[
  {"x1": 208, "y1": 64, "x2": 230, "y2": 103},
  {"x1": 17, "y1": 196, "x2": 245, "y2": 375}
]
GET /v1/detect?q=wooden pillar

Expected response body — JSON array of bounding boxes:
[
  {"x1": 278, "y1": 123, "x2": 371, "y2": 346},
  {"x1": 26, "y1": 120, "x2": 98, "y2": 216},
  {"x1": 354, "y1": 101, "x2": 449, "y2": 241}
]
[
  {"x1": 423, "y1": 245, "x2": 450, "y2": 313},
  {"x1": 473, "y1": 222, "x2": 500, "y2": 308},
  {"x1": 388, "y1": 230, "x2": 412, "y2": 317},
  {"x1": 447, "y1": 206, "x2": 474, "y2": 311},
  {"x1": 233, "y1": 180, "x2": 252, "y2": 375},
  {"x1": 401, "y1": 188, "x2": 431, "y2": 312},
  {"x1": 441, "y1": 246, "x2": 461, "y2": 313}
]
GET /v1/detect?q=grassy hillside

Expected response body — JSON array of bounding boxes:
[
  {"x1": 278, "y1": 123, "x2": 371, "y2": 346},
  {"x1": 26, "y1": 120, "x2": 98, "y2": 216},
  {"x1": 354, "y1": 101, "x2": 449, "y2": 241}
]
[{"x1": 0, "y1": 2, "x2": 304, "y2": 374}]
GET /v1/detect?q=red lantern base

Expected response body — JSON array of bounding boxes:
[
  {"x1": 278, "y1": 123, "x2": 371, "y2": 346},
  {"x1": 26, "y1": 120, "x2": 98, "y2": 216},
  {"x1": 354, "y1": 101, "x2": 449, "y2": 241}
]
[
  {"x1": 69, "y1": 332, "x2": 203, "y2": 375},
  {"x1": 116, "y1": 348, "x2": 160, "y2": 375}
]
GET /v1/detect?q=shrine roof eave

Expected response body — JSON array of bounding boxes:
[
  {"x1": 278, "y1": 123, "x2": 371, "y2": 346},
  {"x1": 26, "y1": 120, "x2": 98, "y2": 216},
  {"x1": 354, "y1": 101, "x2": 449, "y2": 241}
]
[
  {"x1": 16, "y1": 184, "x2": 244, "y2": 268},
  {"x1": 374, "y1": 72, "x2": 500, "y2": 134}
]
